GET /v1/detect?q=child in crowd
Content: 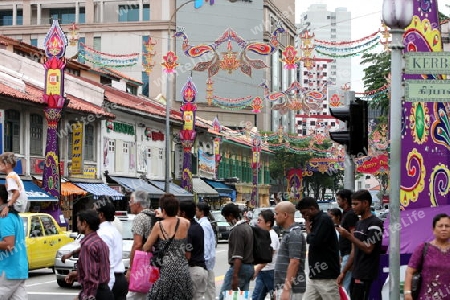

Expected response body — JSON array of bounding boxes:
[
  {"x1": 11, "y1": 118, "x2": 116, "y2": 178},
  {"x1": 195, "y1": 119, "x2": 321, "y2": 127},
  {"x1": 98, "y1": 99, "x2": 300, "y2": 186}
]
[{"x1": 0, "y1": 152, "x2": 28, "y2": 216}]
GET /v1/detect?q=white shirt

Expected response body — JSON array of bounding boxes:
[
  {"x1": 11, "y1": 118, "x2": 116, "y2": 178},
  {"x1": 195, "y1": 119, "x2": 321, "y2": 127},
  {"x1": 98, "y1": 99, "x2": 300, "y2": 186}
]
[
  {"x1": 262, "y1": 229, "x2": 280, "y2": 271},
  {"x1": 97, "y1": 221, "x2": 125, "y2": 289},
  {"x1": 6, "y1": 172, "x2": 28, "y2": 213},
  {"x1": 197, "y1": 216, "x2": 216, "y2": 271}
]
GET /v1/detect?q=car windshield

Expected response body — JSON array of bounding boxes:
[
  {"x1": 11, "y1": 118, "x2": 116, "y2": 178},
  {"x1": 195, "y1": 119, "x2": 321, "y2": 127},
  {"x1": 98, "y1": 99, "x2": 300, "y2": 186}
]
[
  {"x1": 212, "y1": 211, "x2": 227, "y2": 222},
  {"x1": 121, "y1": 219, "x2": 134, "y2": 240}
]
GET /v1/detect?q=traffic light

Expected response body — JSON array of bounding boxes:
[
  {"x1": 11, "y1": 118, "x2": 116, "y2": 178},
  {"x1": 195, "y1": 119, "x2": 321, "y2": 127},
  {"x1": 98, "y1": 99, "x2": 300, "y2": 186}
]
[{"x1": 329, "y1": 98, "x2": 368, "y2": 156}]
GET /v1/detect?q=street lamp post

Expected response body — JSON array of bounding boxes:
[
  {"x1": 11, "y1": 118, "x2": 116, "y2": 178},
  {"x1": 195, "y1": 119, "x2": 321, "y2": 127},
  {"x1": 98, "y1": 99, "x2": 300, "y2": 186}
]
[{"x1": 381, "y1": 0, "x2": 413, "y2": 298}]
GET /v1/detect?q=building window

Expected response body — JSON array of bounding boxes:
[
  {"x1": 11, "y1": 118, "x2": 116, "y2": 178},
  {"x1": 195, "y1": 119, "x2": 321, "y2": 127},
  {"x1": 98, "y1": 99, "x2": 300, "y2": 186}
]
[
  {"x1": 0, "y1": 9, "x2": 23, "y2": 26},
  {"x1": 310, "y1": 121, "x2": 316, "y2": 126},
  {"x1": 84, "y1": 124, "x2": 94, "y2": 161},
  {"x1": 126, "y1": 84, "x2": 138, "y2": 95},
  {"x1": 30, "y1": 114, "x2": 43, "y2": 156},
  {"x1": 4, "y1": 110, "x2": 20, "y2": 153},
  {"x1": 100, "y1": 76, "x2": 112, "y2": 86},
  {"x1": 93, "y1": 37, "x2": 101, "y2": 51},
  {"x1": 49, "y1": 8, "x2": 85, "y2": 24},
  {"x1": 118, "y1": 4, "x2": 150, "y2": 22},
  {"x1": 30, "y1": 39, "x2": 38, "y2": 47},
  {"x1": 142, "y1": 72, "x2": 149, "y2": 97},
  {"x1": 331, "y1": 122, "x2": 336, "y2": 127}
]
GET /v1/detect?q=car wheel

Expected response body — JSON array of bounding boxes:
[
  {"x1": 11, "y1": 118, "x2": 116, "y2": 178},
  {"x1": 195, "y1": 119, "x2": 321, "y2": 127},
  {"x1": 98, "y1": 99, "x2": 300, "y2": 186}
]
[
  {"x1": 51, "y1": 267, "x2": 55, "y2": 274},
  {"x1": 57, "y1": 278, "x2": 73, "y2": 288}
]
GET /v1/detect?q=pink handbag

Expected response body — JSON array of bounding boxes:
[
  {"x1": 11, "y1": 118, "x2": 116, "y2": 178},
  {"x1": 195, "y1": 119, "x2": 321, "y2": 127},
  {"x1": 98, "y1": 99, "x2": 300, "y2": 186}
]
[{"x1": 129, "y1": 250, "x2": 155, "y2": 293}]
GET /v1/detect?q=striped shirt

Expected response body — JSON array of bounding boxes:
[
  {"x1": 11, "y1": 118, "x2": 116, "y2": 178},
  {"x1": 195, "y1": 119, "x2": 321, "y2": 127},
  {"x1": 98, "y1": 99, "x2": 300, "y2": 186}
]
[
  {"x1": 274, "y1": 224, "x2": 306, "y2": 294},
  {"x1": 78, "y1": 231, "x2": 110, "y2": 300}
]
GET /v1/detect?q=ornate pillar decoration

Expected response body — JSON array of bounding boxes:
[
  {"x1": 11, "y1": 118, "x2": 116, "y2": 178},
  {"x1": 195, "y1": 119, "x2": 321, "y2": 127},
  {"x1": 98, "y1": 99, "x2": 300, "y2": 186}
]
[
  {"x1": 42, "y1": 20, "x2": 68, "y2": 215},
  {"x1": 251, "y1": 133, "x2": 261, "y2": 207},
  {"x1": 179, "y1": 77, "x2": 197, "y2": 193},
  {"x1": 212, "y1": 117, "x2": 221, "y2": 179}
]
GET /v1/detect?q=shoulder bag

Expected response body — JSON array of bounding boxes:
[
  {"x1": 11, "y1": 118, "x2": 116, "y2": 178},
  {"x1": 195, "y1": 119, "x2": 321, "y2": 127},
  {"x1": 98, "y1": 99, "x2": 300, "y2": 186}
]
[
  {"x1": 411, "y1": 242, "x2": 429, "y2": 299},
  {"x1": 150, "y1": 218, "x2": 180, "y2": 268}
]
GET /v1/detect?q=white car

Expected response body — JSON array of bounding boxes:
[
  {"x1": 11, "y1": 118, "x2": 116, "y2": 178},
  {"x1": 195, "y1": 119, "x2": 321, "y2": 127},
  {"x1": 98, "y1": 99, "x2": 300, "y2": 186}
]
[{"x1": 54, "y1": 213, "x2": 135, "y2": 287}]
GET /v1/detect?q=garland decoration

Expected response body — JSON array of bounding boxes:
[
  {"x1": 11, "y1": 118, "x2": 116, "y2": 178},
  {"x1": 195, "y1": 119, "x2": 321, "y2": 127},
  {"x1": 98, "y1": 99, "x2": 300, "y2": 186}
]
[
  {"x1": 314, "y1": 30, "x2": 380, "y2": 46},
  {"x1": 212, "y1": 95, "x2": 253, "y2": 110},
  {"x1": 315, "y1": 42, "x2": 379, "y2": 58},
  {"x1": 143, "y1": 36, "x2": 157, "y2": 74},
  {"x1": 78, "y1": 42, "x2": 139, "y2": 67}
]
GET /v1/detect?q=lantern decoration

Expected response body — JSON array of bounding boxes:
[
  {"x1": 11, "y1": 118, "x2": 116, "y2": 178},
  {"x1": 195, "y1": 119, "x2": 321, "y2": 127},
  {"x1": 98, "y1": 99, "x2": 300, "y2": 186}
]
[
  {"x1": 143, "y1": 36, "x2": 157, "y2": 74},
  {"x1": 380, "y1": 22, "x2": 391, "y2": 51},
  {"x1": 162, "y1": 51, "x2": 179, "y2": 73},
  {"x1": 250, "y1": 133, "x2": 262, "y2": 207},
  {"x1": 145, "y1": 127, "x2": 152, "y2": 141},
  {"x1": 41, "y1": 19, "x2": 68, "y2": 220},
  {"x1": 179, "y1": 77, "x2": 198, "y2": 193},
  {"x1": 282, "y1": 45, "x2": 300, "y2": 69},
  {"x1": 67, "y1": 23, "x2": 79, "y2": 46},
  {"x1": 206, "y1": 77, "x2": 214, "y2": 106},
  {"x1": 174, "y1": 26, "x2": 284, "y2": 78},
  {"x1": 251, "y1": 97, "x2": 263, "y2": 113},
  {"x1": 212, "y1": 116, "x2": 221, "y2": 133},
  {"x1": 300, "y1": 30, "x2": 315, "y2": 70}
]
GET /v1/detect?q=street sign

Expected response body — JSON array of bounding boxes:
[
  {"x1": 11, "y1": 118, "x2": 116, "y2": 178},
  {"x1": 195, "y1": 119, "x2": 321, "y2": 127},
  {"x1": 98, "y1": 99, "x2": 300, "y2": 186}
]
[
  {"x1": 404, "y1": 80, "x2": 450, "y2": 102},
  {"x1": 405, "y1": 52, "x2": 450, "y2": 74}
]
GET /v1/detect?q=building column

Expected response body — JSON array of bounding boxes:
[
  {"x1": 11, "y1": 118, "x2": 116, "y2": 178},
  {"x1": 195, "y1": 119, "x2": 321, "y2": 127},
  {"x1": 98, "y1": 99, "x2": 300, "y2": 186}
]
[
  {"x1": 12, "y1": 4, "x2": 17, "y2": 26},
  {"x1": 100, "y1": 1, "x2": 104, "y2": 23},
  {"x1": 139, "y1": 0, "x2": 144, "y2": 22},
  {"x1": 75, "y1": 2, "x2": 79, "y2": 23},
  {"x1": 23, "y1": 0, "x2": 31, "y2": 26},
  {"x1": 37, "y1": 3, "x2": 41, "y2": 25}
]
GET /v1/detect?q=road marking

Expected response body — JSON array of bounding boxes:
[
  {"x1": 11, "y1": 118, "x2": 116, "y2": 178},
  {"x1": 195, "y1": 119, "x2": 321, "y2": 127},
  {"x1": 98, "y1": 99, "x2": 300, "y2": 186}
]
[{"x1": 25, "y1": 280, "x2": 56, "y2": 287}]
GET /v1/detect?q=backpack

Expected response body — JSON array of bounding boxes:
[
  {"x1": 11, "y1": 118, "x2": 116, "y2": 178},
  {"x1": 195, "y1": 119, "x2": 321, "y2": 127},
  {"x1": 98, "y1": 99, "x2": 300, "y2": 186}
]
[{"x1": 251, "y1": 226, "x2": 273, "y2": 265}]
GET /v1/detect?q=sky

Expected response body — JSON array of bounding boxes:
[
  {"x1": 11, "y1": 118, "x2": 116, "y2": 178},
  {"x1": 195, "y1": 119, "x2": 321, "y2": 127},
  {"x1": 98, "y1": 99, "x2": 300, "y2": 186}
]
[{"x1": 294, "y1": 0, "x2": 450, "y2": 93}]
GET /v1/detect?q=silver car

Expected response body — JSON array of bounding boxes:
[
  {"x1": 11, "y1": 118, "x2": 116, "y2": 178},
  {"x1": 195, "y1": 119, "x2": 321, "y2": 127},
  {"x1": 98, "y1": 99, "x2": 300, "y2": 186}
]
[{"x1": 54, "y1": 214, "x2": 135, "y2": 287}]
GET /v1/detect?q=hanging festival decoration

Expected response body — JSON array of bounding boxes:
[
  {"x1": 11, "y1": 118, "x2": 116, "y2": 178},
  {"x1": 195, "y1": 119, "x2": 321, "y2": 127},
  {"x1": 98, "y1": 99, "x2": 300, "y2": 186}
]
[
  {"x1": 142, "y1": 36, "x2": 157, "y2": 75},
  {"x1": 206, "y1": 77, "x2": 214, "y2": 105},
  {"x1": 380, "y1": 23, "x2": 391, "y2": 51},
  {"x1": 329, "y1": 93, "x2": 342, "y2": 107},
  {"x1": 251, "y1": 97, "x2": 263, "y2": 113},
  {"x1": 251, "y1": 133, "x2": 262, "y2": 206},
  {"x1": 212, "y1": 95, "x2": 254, "y2": 110},
  {"x1": 162, "y1": 51, "x2": 179, "y2": 73},
  {"x1": 314, "y1": 30, "x2": 380, "y2": 46},
  {"x1": 174, "y1": 25, "x2": 284, "y2": 77},
  {"x1": 259, "y1": 81, "x2": 326, "y2": 115},
  {"x1": 78, "y1": 43, "x2": 139, "y2": 67},
  {"x1": 66, "y1": 23, "x2": 79, "y2": 46},
  {"x1": 314, "y1": 36, "x2": 380, "y2": 58},
  {"x1": 282, "y1": 45, "x2": 300, "y2": 69},
  {"x1": 287, "y1": 168, "x2": 302, "y2": 201},
  {"x1": 300, "y1": 30, "x2": 315, "y2": 70},
  {"x1": 179, "y1": 77, "x2": 198, "y2": 193}
]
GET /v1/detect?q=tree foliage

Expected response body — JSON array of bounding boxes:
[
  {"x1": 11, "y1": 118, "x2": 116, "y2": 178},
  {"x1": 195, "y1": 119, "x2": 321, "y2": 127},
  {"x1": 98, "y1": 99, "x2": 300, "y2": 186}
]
[{"x1": 361, "y1": 51, "x2": 390, "y2": 126}]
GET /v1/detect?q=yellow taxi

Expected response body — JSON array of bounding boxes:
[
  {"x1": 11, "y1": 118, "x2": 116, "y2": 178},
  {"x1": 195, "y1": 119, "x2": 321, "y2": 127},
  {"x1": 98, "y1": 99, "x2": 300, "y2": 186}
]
[{"x1": 19, "y1": 213, "x2": 74, "y2": 271}]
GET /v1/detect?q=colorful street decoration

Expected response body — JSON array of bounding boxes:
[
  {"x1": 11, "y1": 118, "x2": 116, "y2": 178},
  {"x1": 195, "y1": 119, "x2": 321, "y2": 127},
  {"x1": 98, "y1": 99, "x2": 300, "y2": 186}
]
[
  {"x1": 286, "y1": 168, "x2": 302, "y2": 202},
  {"x1": 162, "y1": 51, "x2": 179, "y2": 73},
  {"x1": 174, "y1": 26, "x2": 284, "y2": 78},
  {"x1": 211, "y1": 117, "x2": 222, "y2": 179},
  {"x1": 206, "y1": 77, "x2": 214, "y2": 105},
  {"x1": 143, "y1": 36, "x2": 157, "y2": 75},
  {"x1": 78, "y1": 43, "x2": 139, "y2": 68},
  {"x1": 194, "y1": 0, "x2": 214, "y2": 9},
  {"x1": 281, "y1": 45, "x2": 300, "y2": 69},
  {"x1": 42, "y1": 20, "x2": 67, "y2": 222},
  {"x1": 300, "y1": 30, "x2": 316, "y2": 70},
  {"x1": 180, "y1": 77, "x2": 198, "y2": 193},
  {"x1": 67, "y1": 23, "x2": 79, "y2": 46},
  {"x1": 313, "y1": 31, "x2": 381, "y2": 58},
  {"x1": 400, "y1": 0, "x2": 449, "y2": 211},
  {"x1": 259, "y1": 81, "x2": 326, "y2": 115},
  {"x1": 355, "y1": 154, "x2": 389, "y2": 175},
  {"x1": 250, "y1": 133, "x2": 261, "y2": 206}
]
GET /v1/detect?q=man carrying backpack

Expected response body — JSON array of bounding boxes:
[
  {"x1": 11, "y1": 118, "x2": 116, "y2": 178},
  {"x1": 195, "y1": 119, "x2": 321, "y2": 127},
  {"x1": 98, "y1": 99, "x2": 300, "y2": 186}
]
[
  {"x1": 219, "y1": 203, "x2": 254, "y2": 300},
  {"x1": 273, "y1": 202, "x2": 306, "y2": 300}
]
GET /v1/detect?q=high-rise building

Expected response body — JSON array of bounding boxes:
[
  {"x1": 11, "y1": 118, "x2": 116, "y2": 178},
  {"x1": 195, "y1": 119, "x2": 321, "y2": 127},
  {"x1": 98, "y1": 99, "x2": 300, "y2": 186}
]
[
  {"x1": 296, "y1": 4, "x2": 351, "y2": 137},
  {"x1": 0, "y1": 0, "x2": 297, "y2": 132}
]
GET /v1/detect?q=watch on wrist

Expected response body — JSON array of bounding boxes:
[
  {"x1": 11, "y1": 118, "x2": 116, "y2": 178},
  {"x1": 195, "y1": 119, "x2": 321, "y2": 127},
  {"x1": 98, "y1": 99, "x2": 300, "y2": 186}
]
[{"x1": 404, "y1": 291, "x2": 412, "y2": 294}]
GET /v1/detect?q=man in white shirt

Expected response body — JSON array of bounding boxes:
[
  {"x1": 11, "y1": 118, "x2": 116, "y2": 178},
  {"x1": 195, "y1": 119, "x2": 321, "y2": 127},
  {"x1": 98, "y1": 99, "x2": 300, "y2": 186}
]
[
  {"x1": 195, "y1": 202, "x2": 216, "y2": 300},
  {"x1": 94, "y1": 197, "x2": 128, "y2": 300},
  {"x1": 252, "y1": 209, "x2": 280, "y2": 300}
]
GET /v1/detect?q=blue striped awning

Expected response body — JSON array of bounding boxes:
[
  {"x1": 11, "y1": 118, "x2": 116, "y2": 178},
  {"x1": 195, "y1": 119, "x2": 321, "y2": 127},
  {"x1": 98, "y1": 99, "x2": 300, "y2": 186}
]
[
  {"x1": 204, "y1": 180, "x2": 236, "y2": 201},
  {"x1": 0, "y1": 179, "x2": 58, "y2": 201},
  {"x1": 110, "y1": 176, "x2": 164, "y2": 198},
  {"x1": 149, "y1": 180, "x2": 193, "y2": 201},
  {"x1": 74, "y1": 183, "x2": 123, "y2": 200}
]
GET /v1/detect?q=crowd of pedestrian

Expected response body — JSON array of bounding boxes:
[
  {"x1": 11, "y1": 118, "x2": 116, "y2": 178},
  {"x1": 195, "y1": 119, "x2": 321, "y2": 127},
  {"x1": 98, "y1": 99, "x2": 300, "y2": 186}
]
[{"x1": 1, "y1": 169, "x2": 449, "y2": 300}]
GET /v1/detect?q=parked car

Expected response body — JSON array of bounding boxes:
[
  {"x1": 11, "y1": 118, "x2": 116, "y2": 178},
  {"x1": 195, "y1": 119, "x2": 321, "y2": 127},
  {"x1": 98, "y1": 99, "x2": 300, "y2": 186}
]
[
  {"x1": 54, "y1": 213, "x2": 134, "y2": 287},
  {"x1": 20, "y1": 213, "x2": 75, "y2": 272},
  {"x1": 210, "y1": 210, "x2": 232, "y2": 241},
  {"x1": 294, "y1": 211, "x2": 306, "y2": 230}
]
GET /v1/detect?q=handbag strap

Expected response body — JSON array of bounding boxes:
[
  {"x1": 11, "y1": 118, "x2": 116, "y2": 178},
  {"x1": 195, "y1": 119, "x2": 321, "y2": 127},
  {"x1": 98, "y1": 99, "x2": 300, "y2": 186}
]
[
  {"x1": 158, "y1": 218, "x2": 180, "y2": 256},
  {"x1": 417, "y1": 242, "x2": 429, "y2": 272}
]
